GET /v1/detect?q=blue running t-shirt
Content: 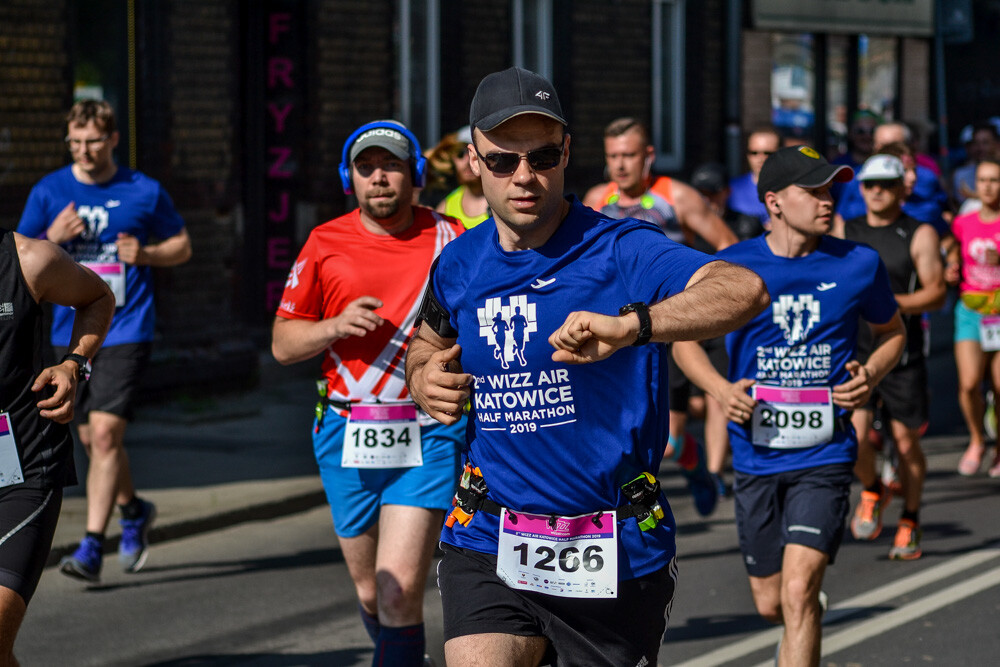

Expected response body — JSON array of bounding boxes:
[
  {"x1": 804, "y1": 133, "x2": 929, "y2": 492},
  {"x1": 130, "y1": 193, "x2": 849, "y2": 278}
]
[
  {"x1": 431, "y1": 196, "x2": 713, "y2": 580},
  {"x1": 718, "y1": 234, "x2": 898, "y2": 475},
  {"x1": 18, "y1": 165, "x2": 185, "y2": 346}
]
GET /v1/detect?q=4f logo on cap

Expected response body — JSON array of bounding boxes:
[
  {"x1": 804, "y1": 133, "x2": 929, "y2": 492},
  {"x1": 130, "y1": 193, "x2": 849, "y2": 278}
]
[
  {"x1": 535, "y1": 91, "x2": 550, "y2": 100},
  {"x1": 797, "y1": 146, "x2": 821, "y2": 160}
]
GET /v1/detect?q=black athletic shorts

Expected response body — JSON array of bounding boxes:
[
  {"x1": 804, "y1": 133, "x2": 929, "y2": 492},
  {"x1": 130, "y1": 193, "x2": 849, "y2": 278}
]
[
  {"x1": 733, "y1": 462, "x2": 853, "y2": 578},
  {"x1": 437, "y1": 542, "x2": 676, "y2": 666},
  {"x1": 0, "y1": 485, "x2": 63, "y2": 604},
  {"x1": 667, "y1": 338, "x2": 728, "y2": 411},
  {"x1": 865, "y1": 362, "x2": 929, "y2": 430},
  {"x1": 56, "y1": 343, "x2": 152, "y2": 421}
]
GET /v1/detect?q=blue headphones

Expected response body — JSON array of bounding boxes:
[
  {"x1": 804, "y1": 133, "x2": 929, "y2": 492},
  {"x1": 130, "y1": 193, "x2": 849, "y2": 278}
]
[{"x1": 338, "y1": 120, "x2": 427, "y2": 195}]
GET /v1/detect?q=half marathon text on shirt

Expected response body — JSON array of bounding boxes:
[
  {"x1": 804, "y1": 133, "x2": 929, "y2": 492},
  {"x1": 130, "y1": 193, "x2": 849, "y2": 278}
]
[
  {"x1": 472, "y1": 368, "x2": 577, "y2": 434},
  {"x1": 755, "y1": 343, "x2": 832, "y2": 387}
]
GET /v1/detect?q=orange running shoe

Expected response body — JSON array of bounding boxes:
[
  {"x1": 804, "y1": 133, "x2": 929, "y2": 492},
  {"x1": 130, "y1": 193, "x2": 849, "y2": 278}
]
[
  {"x1": 889, "y1": 519, "x2": 922, "y2": 560},
  {"x1": 850, "y1": 488, "x2": 889, "y2": 540}
]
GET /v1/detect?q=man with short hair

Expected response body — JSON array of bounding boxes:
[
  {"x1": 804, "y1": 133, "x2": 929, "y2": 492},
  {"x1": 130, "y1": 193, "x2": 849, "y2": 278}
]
[
  {"x1": 833, "y1": 153, "x2": 945, "y2": 560},
  {"x1": 674, "y1": 146, "x2": 905, "y2": 666},
  {"x1": 729, "y1": 126, "x2": 781, "y2": 226},
  {"x1": 0, "y1": 230, "x2": 114, "y2": 664},
  {"x1": 272, "y1": 119, "x2": 464, "y2": 666},
  {"x1": 835, "y1": 121, "x2": 951, "y2": 236},
  {"x1": 954, "y1": 121, "x2": 1000, "y2": 208},
  {"x1": 18, "y1": 99, "x2": 192, "y2": 582},
  {"x1": 407, "y1": 66, "x2": 768, "y2": 666},
  {"x1": 583, "y1": 118, "x2": 739, "y2": 516}
]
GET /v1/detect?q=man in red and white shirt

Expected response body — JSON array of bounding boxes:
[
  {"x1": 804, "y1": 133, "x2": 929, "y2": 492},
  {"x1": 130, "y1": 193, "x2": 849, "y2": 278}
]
[{"x1": 272, "y1": 120, "x2": 463, "y2": 666}]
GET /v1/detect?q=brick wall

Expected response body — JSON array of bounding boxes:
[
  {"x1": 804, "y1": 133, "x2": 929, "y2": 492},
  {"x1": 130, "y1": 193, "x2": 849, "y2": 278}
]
[{"x1": 0, "y1": 0, "x2": 71, "y2": 228}]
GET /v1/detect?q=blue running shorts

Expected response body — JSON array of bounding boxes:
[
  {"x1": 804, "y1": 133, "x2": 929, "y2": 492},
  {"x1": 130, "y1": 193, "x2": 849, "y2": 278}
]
[
  {"x1": 313, "y1": 409, "x2": 464, "y2": 538},
  {"x1": 954, "y1": 300, "x2": 985, "y2": 343}
]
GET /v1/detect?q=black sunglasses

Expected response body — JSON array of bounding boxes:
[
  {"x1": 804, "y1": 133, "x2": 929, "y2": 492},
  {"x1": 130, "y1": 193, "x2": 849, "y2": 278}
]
[
  {"x1": 473, "y1": 141, "x2": 565, "y2": 175},
  {"x1": 861, "y1": 179, "x2": 902, "y2": 189}
]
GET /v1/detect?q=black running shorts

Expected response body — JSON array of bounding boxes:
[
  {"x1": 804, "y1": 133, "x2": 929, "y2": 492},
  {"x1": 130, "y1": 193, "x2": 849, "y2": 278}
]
[
  {"x1": 733, "y1": 462, "x2": 853, "y2": 578},
  {"x1": 0, "y1": 485, "x2": 63, "y2": 604},
  {"x1": 437, "y1": 542, "x2": 676, "y2": 667},
  {"x1": 56, "y1": 343, "x2": 152, "y2": 421},
  {"x1": 866, "y1": 362, "x2": 930, "y2": 430}
]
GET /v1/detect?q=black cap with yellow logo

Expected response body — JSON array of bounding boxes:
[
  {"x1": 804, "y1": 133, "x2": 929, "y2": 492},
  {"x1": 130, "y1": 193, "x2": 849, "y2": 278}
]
[{"x1": 756, "y1": 145, "x2": 854, "y2": 202}]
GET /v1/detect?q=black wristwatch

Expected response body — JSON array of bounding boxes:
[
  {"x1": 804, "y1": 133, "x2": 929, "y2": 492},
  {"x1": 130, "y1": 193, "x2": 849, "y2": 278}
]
[
  {"x1": 619, "y1": 302, "x2": 652, "y2": 347},
  {"x1": 61, "y1": 353, "x2": 92, "y2": 382}
]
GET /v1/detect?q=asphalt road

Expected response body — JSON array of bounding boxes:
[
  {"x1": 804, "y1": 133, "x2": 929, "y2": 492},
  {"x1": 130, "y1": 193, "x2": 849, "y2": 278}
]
[{"x1": 17, "y1": 435, "x2": 1000, "y2": 666}]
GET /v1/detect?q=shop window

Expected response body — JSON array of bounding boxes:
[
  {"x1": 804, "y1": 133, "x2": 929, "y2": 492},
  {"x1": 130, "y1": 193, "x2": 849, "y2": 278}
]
[
  {"x1": 398, "y1": 0, "x2": 441, "y2": 146},
  {"x1": 512, "y1": 0, "x2": 553, "y2": 79},
  {"x1": 770, "y1": 33, "x2": 815, "y2": 144},
  {"x1": 652, "y1": 0, "x2": 685, "y2": 172},
  {"x1": 858, "y1": 35, "x2": 898, "y2": 121}
]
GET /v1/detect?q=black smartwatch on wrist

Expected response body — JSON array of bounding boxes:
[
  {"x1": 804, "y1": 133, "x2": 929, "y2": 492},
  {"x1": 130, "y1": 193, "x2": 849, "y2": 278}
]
[
  {"x1": 61, "y1": 353, "x2": 92, "y2": 382},
  {"x1": 619, "y1": 302, "x2": 653, "y2": 346}
]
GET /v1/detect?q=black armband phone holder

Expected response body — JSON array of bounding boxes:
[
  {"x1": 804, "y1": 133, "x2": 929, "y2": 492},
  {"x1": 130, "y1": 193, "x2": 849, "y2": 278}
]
[{"x1": 416, "y1": 257, "x2": 458, "y2": 338}]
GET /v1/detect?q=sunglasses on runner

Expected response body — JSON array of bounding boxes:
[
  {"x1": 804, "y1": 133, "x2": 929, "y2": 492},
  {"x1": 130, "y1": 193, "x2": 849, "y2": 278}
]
[
  {"x1": 474, "y1": 141, "x2": 565, "y2": 175},
  {"x1": 861, "y1": 179, "x2": 902, "y2": 190}
]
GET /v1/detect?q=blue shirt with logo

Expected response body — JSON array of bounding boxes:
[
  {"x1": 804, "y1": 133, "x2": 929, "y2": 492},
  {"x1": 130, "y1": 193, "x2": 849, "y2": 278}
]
[
  {"x1": 728, "y1": 172, "x2": 770, "y2": 226},
  {"x1": 718, "y1": 234, "x2": 897, "y2": 475},
  {"x1": 431, "y1": 197, "x2": 712, "y2": 579},
  {"x1": 17, "y1": 165, "x2": 185, "y2": 346}
]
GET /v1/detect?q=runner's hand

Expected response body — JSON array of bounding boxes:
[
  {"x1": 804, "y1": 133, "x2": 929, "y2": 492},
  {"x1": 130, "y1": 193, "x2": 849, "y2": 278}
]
[
  {"x1": 410, "y1": 344, "x2": 472, "y2": 425},
  {"x1": 549, "y1": 311, "x2": 634, "y2": 364},
  {"x1": 718, "y1": 378, "x2": 756, "y2": 424},
  {"x1": 832, "y1": 360, "x2": 873, "y2": 409},
  {"x1": 116, "y1": 233, "x2": 147, "y2": 265},
  {"x1": 32, "y1": 363, "x2": 78, "y2": 424},
  {"x1": 330, "y1": 296, "x2": 384, "y2": 340},
  {"x1": 46, "y1": 202, "x2": 84, "y2": 244}
]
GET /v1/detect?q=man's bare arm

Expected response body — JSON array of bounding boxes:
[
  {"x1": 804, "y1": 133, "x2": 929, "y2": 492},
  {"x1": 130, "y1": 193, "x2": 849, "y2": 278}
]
[
  {"x1": 672, "y1": 340, "x2": 757, "y2": 424},
  {"x1": 832, "y1": 312, "x2": 906, "y2": 409},
  {"x1": 672, "y1": 180, "x2": 738, "y2": 250},
  {"x1": 895, "y1": 224, "x2": 946, "y2": 314},
  {"x1": 405, "y1": 323, "x2": 472, "y2": 425},
  {"x1": 117, "y1": 227, "x2": 192, "y2": 267},
  {"x1": 272, "y1": 296, "x2": 384, "y2": 365},
  {"x1": 550, "y1": 260, "x2": 769, "y2": 364}
]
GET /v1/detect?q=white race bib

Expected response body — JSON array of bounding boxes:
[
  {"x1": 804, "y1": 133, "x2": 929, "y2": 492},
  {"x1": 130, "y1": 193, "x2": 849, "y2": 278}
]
[
  {"x1": 0, "y1": 413, "x2": 24, "y2": 488},
  {"x1": 496, "y1": 509, "x2": 617, "y2": 599},
  {"x1": 980, "y1": 315, "x2": 1000, "y2": 352},
  {"x1": 751, "y1": 385, "x2": 834, "y2": 449},
  {"x1": 81, "y1": 261, "x2": 126, "y2": 308},
  {"x1": 341, "y1": 403, "x2": 422, "y2": 468}
]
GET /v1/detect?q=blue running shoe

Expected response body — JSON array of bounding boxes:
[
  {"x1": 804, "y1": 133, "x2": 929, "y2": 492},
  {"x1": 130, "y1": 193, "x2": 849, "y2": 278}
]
[
  {"x1": 679, "y1": 436, "x2": 719, "y2": 517},
  {"x1": 119, "y1": 499, "x2": 156, "y2": 573},
  {"x1": 710, "y1": 472, "x2": 732, "y2": 498},
  {"x1": 60, "y1": 535, "x2": 103, "y2": 582}
]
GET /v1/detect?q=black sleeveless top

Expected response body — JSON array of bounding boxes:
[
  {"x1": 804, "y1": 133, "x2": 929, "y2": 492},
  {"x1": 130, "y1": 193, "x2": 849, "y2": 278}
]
[
  {"x1": 0, "y1": 230, "x2": 75, "y2": 488},
  {"x1": 843, "y1": 215, "x2": 925, "y2": 366}
]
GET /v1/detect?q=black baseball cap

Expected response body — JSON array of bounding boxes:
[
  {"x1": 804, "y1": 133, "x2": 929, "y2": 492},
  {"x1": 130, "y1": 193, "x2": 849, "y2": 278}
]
[
  {"x1": 691, "y1": 163, "x2": 728, "y2": 194},
  {"x1": 469, "y1": 67, "x2": 567, "y2": 132},
  {"x1": 756, "y1": 145, "x2": 853, "y2": 202}
]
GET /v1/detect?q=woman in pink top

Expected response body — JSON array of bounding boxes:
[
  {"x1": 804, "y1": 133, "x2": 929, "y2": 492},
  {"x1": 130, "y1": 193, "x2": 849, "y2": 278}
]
[{"x1": 951, "y1": 159, "x2": 1000, "y2": 477}]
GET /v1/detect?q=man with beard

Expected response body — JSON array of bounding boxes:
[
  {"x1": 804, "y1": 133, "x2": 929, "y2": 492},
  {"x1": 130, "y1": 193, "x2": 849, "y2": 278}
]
[{"x1": 272, "y1": 120, "x2": 464, "y2": 666}]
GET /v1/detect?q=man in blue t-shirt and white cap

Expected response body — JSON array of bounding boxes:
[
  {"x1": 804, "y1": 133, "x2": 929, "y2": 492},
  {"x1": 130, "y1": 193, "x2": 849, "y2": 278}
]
[{"x1": 406, "y1": 66, "x2": 769, "y2": 666}]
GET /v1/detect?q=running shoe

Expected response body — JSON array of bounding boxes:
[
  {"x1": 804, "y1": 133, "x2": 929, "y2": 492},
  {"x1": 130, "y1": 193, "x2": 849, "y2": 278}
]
[
  {"x1": 60, "y1": 535, "x2": 103, "y2": 582},
  {"x1": 119, "y1": 498, "x2": 156, "y2": 573},
  {"x1": 710, "y1": 471, "x2": 732, "y2": 498},
  {"x1": 988, "y1": 454, "x2": 1000, "y2": 479},
  {"x1": 678, "y1": 434, "x2": 718, "y2": 517},
  {"x1": 958, "y1": 444, "x2": 984, "y2": 477},
  {"x1": 888, "y1": 519, "x2": 922, "y2": 560},
  {"x1": 850, "y1": 487, "x2": 889, "y2": 540}
]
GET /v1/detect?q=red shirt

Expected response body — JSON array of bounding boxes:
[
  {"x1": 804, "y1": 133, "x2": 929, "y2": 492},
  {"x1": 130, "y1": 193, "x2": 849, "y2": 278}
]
[{"x1": 277, "y1": 206, "x2": 462, "y2": 402}]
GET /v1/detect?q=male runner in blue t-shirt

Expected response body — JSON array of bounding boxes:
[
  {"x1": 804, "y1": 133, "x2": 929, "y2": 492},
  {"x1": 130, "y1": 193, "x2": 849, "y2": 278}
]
[
  {"x1": 674, "y1": 146, "x2": 906, "y2": 666},
  {"x1": 406, "y1": 67, "x2": 769, "y2": 667},
  {"x1": 17, "y1": 100, "x2": 191, "y2": 583}
]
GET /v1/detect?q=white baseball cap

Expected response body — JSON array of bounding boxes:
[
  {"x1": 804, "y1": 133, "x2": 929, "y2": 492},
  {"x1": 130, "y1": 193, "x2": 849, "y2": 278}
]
[{"x1": 857, "y1": 154, "x2": 905, "y2": 182}]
